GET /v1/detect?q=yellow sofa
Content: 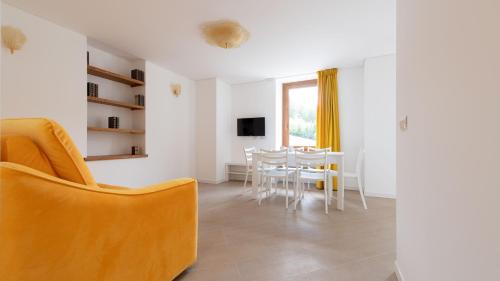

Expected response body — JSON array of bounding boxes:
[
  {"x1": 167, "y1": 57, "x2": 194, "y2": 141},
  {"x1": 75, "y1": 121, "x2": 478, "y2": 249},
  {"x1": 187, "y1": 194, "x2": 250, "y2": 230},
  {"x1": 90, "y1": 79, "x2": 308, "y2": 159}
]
[{"x1": 0, "y1": 118, "x2": 198, "y2": 281}]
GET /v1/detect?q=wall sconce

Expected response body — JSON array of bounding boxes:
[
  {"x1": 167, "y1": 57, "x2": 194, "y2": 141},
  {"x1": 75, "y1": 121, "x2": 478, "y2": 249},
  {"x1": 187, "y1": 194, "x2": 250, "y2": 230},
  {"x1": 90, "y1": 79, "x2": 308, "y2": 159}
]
[
  {"x1": 2, "y1": 25, "x2": 27, "y2": 54},
  {"x1": 171, "y1": 84, "x2": 181, "y2": 97}
]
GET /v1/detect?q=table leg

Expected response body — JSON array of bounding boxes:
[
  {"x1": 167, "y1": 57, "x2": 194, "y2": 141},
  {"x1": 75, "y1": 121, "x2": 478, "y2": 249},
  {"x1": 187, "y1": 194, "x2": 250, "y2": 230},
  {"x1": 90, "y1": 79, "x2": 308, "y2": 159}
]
[
  {"x1": 225, "y1": 164, "x2": 229, "y2": 182},
  {"x1": 251, "y1": 153, "x2": 259, "y2": 199},
  {"x1": 337, "y1": 156, "x2": 345, "y2": 210}
]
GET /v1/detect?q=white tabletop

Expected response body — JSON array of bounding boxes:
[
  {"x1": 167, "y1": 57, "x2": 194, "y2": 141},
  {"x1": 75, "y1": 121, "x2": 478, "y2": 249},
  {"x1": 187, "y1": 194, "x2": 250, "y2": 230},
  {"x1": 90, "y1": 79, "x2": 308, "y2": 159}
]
[{"x1": 253, "y1": 151, "x2": 344, "y2": 156}]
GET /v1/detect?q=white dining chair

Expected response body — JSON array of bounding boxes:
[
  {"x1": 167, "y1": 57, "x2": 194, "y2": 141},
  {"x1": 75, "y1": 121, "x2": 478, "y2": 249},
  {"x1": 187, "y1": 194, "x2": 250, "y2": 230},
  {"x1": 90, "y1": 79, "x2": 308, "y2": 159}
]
[
  {"x1": 346, "y1": 149, "x2": 367, "y2": 209},
  {"x1": 327, "y1": 148, "x2": 367, "y2": 209},
  {"x1": 295, "y1": 149, "x2": 330, "y2": 213},
  {"x1": 243, "y1": 147, "x2": 256, "y2": 191},
  {"x1": 299, "y1": 147, "x2": 330, "y2": 192},
  {"x1": 259, "y1": 149, "x2": 295, "y2": 208}
]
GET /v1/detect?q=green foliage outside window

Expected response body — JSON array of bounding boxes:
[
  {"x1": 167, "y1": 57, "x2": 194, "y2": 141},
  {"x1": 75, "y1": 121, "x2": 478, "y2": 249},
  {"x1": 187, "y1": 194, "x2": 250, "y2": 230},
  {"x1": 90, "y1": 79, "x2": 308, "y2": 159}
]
[{"x1": 289, "y1": 104, "x2": 316, "y2": 140}]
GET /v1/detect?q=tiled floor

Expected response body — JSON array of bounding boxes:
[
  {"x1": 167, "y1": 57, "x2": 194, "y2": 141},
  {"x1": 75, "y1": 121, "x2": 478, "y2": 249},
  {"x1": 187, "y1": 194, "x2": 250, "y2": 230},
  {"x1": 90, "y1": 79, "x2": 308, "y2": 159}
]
[{"x1": 176, "y1": 181, "x2": 397, "y2": 281}]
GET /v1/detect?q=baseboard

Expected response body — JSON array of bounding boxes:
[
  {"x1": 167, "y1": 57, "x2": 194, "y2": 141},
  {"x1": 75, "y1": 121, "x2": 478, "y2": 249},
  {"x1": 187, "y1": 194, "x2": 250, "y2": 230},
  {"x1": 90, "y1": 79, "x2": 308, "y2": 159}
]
[
  {"x1": 394, "y1": 260, "x2": 405, "y2": 281},
  {"x1": 344, "y1": 185, "x2": 359, "y2": 191},
  {"x1": 343, "y1": 185, "x2": 396, "y2": 199},
  {"x1": 197, "y1": 178, "x2": 227, "y2": 184},
  {"x1": 365, "y1": 191, "x2": 396, "y2": 199},
  {"x1": 200, "y1": 180, "x2": 396, "y2": 199}
]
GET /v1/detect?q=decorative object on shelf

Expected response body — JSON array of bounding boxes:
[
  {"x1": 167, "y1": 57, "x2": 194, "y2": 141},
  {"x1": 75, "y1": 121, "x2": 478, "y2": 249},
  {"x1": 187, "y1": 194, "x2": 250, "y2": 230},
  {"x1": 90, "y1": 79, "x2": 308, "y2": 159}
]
[
  {"x1": 201, "y1": 20, "x2": 249, "y2": 49},
  {"x1": 171, "y1": 84, "x2": 181, "y2": 97},
  {"x1": 108, "y1": 116, "x2": 119, "y2": 129},
  {"x1": 134, "y1": 94, "x2": 145, "y2": 106},
  {"x1": 87, "y1": 82, "x2": 98, "y2": 97},
  {"x1": 1, "y1": 25, "x2": 27, "y2": 54},
  {"x1": 131, "y1": 69, "x2": 145, "y2": 82},
  {"x1": 131, "y1": 146, "x2": 141, "y2": 155}
]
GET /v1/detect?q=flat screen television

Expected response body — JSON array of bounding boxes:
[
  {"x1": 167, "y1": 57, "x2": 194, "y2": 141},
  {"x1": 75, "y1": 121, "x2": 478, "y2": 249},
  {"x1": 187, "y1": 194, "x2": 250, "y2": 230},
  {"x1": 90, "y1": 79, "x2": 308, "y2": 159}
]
[{"x1": 237, "y1": 117, "x2": 265, "y2": 136}]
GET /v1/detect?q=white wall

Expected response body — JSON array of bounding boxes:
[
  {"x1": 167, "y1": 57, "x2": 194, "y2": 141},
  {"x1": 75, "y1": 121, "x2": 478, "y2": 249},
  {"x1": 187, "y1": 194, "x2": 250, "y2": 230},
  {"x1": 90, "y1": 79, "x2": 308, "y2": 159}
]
[
  {"x1": 397, "y1": 1, "x2": 500, "y2": 280},
  {"x1": 364, "y1": 55, "x2": 396, "y2": 198},
  {"x1": 195, "y1": 78, "x2": 232, "y2": 184},
  {"x1": 216, "y1": 79, "x2": 232, "y2": 181},
  {"x1": 195, "y1": 79, "x2": 217, "y2": 183},
  {"x1": 338, "y1": 67, "x2": 365, "y2": 187},
  {"x1": 230, "y1": 79, "x2": 277, "y2": 164},
  {"x1": 1, "y1": 4, "x2": 197, "y2": 187},
  {"x1": 1, "y1": 3, "x2": 87, "y2": 153},
  {"x1": 88, "y1": 61, "x2": 196, "y2": 186}
]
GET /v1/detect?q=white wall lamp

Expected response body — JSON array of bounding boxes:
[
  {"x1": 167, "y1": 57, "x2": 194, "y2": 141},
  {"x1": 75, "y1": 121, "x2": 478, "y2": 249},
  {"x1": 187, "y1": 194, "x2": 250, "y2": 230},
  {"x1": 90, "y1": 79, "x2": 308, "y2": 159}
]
[
  {"x1": 171, "y1": 84, "x2": 181, "y2": 97},
  {"x1": 1, "y1": 25, "x2": 27, "y2": 54}
]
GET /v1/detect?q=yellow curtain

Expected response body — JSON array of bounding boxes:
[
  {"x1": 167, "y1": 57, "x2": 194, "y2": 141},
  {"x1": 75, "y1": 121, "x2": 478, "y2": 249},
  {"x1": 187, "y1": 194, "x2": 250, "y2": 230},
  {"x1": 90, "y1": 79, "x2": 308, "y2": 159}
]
[{"x1": 316, "y1": 68, "x2": 340, "y2": 190}]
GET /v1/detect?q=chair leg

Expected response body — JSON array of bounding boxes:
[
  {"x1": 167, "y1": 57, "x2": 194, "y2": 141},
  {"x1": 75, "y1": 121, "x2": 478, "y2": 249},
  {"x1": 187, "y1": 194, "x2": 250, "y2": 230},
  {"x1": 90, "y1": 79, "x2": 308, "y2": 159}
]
[
  {"x1": 328, "y1": 175, "x2": 333, "y2": 205},
  {"x1": 301, "y1": 181, "x2": 305, "y2": 199},
  {"x1": 324, "y1": 183, "x2": 329, "y2": 214},
  {"x1": 269, "y1": 178, "x2": 273, "y2": 195},
  {"x1": 293, "y1": 178, "x2": 299, "y2": 210},
  {"x1": 244, "y1": 170, "x2": 249, "y2": 189},
  {"x1": 257, "y1": 178, "x2": 262, "y2": 205},
  {"x1": 357, "y1": 175, "x2": 368, "y2": 210},
  {"x1": 267, "y1": 177, "x2": 272, "y2": 198},
  {"x1": 285, "y1": 178, "x2": 289, "y2": 209}
]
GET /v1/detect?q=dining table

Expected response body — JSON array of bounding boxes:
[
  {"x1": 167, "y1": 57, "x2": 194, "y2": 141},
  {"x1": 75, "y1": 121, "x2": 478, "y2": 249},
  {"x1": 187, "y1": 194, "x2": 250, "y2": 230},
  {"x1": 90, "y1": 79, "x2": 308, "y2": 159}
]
[{"x1": 251, "y1": 151, "x2": 345, "y2": 210}]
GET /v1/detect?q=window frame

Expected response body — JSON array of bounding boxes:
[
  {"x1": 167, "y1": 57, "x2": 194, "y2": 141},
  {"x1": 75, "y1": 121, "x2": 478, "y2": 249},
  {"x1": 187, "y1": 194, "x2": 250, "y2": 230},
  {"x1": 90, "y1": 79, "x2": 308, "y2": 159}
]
[{"x1": 282, "y1": 79, "x2": 318, "y2": 147}]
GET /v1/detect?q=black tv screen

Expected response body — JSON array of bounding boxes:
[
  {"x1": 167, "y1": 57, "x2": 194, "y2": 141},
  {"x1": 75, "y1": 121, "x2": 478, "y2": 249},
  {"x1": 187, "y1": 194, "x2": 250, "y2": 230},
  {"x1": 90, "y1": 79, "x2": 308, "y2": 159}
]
[{"x1": 237, "y1": 117, "x2": 265, "y2": 136}]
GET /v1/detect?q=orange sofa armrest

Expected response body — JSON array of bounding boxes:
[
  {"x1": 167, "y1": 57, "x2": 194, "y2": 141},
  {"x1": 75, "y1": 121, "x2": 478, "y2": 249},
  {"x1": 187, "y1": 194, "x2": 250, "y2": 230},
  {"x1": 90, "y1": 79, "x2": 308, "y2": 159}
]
[{"x1": 0, "y1": 162, "x2": 198, "y2": 281}]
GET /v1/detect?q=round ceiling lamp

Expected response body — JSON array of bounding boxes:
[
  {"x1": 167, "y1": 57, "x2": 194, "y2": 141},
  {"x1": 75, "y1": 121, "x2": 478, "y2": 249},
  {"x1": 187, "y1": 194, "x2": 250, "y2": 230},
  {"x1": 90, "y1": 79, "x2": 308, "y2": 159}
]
[{"x1": 201, "y1": 20, "x2": 250, "y2": 49}]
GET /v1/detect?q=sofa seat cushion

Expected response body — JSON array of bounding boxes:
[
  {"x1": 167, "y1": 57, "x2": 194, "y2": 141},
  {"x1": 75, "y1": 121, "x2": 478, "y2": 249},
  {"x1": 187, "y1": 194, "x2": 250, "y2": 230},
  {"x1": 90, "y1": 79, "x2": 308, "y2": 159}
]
[{"x1": 1, "y1": 136, "x2": 57, "y2": 177}]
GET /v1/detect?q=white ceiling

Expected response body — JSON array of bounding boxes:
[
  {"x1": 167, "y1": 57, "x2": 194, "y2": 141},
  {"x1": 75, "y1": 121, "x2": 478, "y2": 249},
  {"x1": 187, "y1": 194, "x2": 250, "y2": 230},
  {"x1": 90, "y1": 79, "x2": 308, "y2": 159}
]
[{"x1": 5, "y1": 0, "x2": 395, "y2": 84}]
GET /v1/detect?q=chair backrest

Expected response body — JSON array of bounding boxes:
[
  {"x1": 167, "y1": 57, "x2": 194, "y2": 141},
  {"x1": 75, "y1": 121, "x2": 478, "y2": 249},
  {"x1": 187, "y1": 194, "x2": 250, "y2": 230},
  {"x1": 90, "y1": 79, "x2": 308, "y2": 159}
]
[
  {"x1": 243, "y1": 147, "x2": 255, "y2": 166},
  {"x1": 295, "y1": 149, "x2": 328, "y2": 168},
  {"x1": 261, "y1": 149, "x2": 288, "y2": 169},
  {"x1": 355, "y1": 148, "x2": 365, "y2": 175},
  {"x1": 0, "y1": 118, "x2": 97, "y2": 186}
]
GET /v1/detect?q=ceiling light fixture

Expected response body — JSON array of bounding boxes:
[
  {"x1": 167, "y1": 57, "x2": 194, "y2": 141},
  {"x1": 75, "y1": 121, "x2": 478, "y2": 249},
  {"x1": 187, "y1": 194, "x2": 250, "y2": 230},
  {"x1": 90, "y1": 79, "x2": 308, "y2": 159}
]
[{"x1": 201, "y1": 20, "x2": 249, "y2": 49}]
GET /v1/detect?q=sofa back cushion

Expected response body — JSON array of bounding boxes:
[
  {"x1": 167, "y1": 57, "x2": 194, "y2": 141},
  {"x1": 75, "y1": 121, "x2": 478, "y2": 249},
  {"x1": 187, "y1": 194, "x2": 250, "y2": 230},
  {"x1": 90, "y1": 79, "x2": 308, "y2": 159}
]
[
  {"x1": 1, "y1": 136, "x2": 58, "y2": 176},
  {"x1": 0, "y1": 118, "x2": 97, "y2": 186}
]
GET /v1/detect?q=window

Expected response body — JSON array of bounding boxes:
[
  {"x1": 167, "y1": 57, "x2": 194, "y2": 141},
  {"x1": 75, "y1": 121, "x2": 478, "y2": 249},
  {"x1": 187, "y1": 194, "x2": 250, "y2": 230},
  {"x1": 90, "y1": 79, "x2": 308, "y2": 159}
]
[{"x1": 282, "y1": 80, "x2": 318, "y2": 147}]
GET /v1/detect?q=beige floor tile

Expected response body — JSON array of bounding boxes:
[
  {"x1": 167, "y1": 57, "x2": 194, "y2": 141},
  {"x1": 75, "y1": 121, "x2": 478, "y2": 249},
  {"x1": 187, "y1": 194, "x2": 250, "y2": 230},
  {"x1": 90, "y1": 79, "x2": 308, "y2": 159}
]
[
  {"x1": 175, "y1": 181, "x2": 396, "y2": 281},
  {"x1": 176, "y1": 263, "x2": 242, "y2": 281}
]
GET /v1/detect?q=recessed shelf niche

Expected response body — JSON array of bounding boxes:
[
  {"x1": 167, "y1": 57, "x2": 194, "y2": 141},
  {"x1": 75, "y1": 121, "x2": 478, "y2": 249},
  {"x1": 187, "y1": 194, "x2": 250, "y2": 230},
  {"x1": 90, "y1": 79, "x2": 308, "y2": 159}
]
[{"x1": 86, "y1": 45, "x2": 146, "y2": 161}]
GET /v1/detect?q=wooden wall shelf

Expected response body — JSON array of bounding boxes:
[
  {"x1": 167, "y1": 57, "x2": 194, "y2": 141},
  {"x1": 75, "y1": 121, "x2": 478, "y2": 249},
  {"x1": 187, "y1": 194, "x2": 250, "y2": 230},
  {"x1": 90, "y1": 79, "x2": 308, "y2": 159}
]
[
  {"x1": 84, "y1": 154, "x2": 148, "y2": 161},
  {"x1": 87, "y1": 96, "x2": 144, "y2": 110},
  {"x1": 87, "y1": 65, "x2": 144, "y2": 87},
  {"x1": 88, "y1": 127, "x2": 145, "y2": 134}
]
